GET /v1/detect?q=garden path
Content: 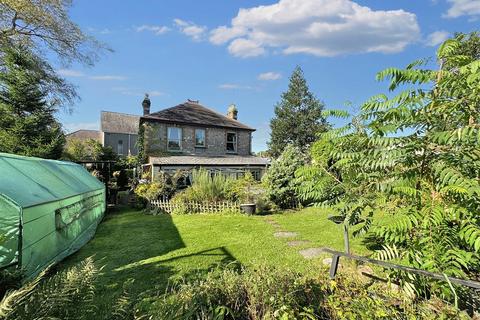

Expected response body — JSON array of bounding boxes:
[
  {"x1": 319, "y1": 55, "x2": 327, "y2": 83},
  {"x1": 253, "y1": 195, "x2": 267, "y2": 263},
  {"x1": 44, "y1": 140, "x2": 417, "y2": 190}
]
[{"x1": 264, "y1": 216, "x2": 327, "y2": 260}]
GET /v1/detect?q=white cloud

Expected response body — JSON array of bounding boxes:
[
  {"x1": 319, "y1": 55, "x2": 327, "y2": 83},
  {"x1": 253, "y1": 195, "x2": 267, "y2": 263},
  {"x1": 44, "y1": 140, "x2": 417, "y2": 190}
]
[
  {"x1": 228, "y1": 38, "x2": 266, "y2": 58},
  {"x1": 444, "y1": 0, "x2": 480, "y2": 18},
  {"x1": 174, "y1": 18, "x2": 207, "y2": 41},
  {"x1": 99, "y1": 28, "x2": 112, "y2": 35},
  {"x1": 218, "y1": 83, "x2": 253, "y2": 90},
  {"x1": 209, "y1": 0, "x2": 420, "y2": 58},
  {"x1": 63, "y1": 122, "x2": 99, "y2": 133},
  {"x1": 425, "y1": 31, "x2": 450, "y2": 47},
  {"x1": 258, "y1": 72, "x2": 282, "y2": 81},
  {"x1": 136, "y1": 25, "x2": 170, "y2": 35},
  {"x1": 90, "y1": 75, "x2": 127, "y2": 81},
  {"x1": 57, "y1": 69, "x2": 84, "y2": 77}
]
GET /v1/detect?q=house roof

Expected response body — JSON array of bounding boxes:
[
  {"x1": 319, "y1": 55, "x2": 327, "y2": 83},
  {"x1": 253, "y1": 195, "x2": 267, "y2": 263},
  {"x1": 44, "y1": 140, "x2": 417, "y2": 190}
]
[
  {"x1": 66, "y1": 129, "x2": 101, "y2": 142},
  {"x1": 149, "y1": 155, "x2": 269, "y2": 166},
  {"x1": 101, "y1": 111, "x2": 140, "y2": 134},
  {"x1": 141, "y1": 101, "x2": 255, "y2": 131}
]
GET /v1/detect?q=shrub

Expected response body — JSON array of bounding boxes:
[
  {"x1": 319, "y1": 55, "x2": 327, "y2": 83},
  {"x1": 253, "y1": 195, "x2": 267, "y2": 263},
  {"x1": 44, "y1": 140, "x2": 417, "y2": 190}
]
[
  {"x1": 1, "y1": 258, "x2": 99, "y2": 320},
  {"x1": 142, "y1": 265, "x2": 469, "y2": 320},
  {"x1": 0, "y1": 269, "x2": 23, "y2": 298},
  {"x1": 171, "y1": 169, "x2": 236, "y2": 205},
  {"x1": 134, "y1": 182, "x2": 166, "y2": 202},
  {"x1": 262, "y1": 145, "x2": 305, "y2": 209}
]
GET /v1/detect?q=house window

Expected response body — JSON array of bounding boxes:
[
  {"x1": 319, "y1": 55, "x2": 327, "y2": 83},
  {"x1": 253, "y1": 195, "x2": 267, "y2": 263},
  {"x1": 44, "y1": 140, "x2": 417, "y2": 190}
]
[
  {"x1": 195, "y1": 129, "x2": 206, "y2": 147},
  {"x1": 226, "y1": 132, "x2": 237, "y2": 153},
  {"x1": 167, "y1": 127, "x2": 182, "y2": 151},
  {"x1": 117, "y1": 140, "x2": 124, "y2": 155}
]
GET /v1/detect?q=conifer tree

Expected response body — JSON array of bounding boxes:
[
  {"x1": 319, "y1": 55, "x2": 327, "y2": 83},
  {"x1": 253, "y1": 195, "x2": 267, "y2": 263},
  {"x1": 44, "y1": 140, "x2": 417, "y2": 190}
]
[
  {"x1": 268, "y1": 66, "x2": 328, "y2": 157},
  {"x1": 0, "y1": 45, "x2": 65, "y2": 159}
]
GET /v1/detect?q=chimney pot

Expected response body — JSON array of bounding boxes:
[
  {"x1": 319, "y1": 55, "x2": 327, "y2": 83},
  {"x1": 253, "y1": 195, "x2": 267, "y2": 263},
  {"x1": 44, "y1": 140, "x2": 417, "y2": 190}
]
[
  {"x1": 142, "y1": 93, "x2": 151, "y2": 115},
  {"x1": 227, "y1": 104, "x2": 238, "y2": 120}
]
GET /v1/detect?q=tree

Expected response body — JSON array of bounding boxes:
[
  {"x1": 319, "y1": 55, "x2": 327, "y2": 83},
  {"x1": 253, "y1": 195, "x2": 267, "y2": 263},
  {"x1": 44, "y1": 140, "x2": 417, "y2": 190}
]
[
  {"x1": 0, "y1": 0, "x2": 105, "y2": 66},
  {"x1": 300, "y1": 34, "x2": 480, "y2": 298},
  {"x1": 262, "y1": 144, "x2": 305, "y2": 209},
  {"x1": 63, "y1": 138, "x2": 117, "y2": 161},
  {"x1": 0, "y1": 0, "x2": 109, "y2": 107},
  {"x1": 268, "y1": 66, "x2": 329, "y2": 157},
  {"x1": 0, "y1": 45, "x2": 65, "y2": 159}
]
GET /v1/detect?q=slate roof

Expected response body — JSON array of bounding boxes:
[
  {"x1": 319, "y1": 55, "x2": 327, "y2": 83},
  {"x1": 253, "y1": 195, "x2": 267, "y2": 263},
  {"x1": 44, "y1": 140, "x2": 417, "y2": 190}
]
[
  {"x1": 149, "y1": 155, "x2": 269, "y2": 166},
  {"x1": 101, "y1": 111, "x2": 140, "y2": 134},
  {"x1": 66, "y1": 129, "x2": 101, "y2": 142},
  {"x1": 141, "y1": 101, "x2": 255, "y2": 131}
]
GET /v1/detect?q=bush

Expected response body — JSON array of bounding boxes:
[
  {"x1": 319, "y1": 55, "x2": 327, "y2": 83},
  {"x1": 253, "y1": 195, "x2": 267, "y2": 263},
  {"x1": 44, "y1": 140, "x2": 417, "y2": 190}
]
[
  {"x1": 134, "y1": 182, "x2": 166, "y2": 202},
  {"x1": 1, "y1": 258, "x2": 99, "y2": 320},
  {"x1": 142, "y1": 265, "x2": 469, "y2": 320},
  {"x1": 171, "y1": 169, "x2": 236, "y2": 205},
  {"x1": 0, "y1": 269, "x2": 23, "y2": 298},
  {"x1": 262, "y1": 145, "x2": 305, "y2": 209}
]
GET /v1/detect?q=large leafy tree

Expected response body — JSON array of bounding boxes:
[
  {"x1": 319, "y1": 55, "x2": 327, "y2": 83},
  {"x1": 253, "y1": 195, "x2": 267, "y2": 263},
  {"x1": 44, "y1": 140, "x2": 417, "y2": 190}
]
[
  {"x1": 0, "y1": 0, "x2": 108, "y2": 107},
  {"x1": 0, "y1": 46, "x2": 65, "y2": 158},
  {"x1": 268, "y1": 66, "x2": 329, "y2": 157},
  {"x1": 0, "y1": 0, "x2": 104, "y2": 65},
  {"x1": 296, "y1": 33, "x2": 480, "y2": 299}
]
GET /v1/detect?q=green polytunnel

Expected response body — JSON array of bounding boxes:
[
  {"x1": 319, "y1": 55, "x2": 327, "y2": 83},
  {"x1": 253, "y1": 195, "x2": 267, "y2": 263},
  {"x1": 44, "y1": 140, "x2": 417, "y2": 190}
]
[{"x1": 0, "y1": 153, "x2": 105, "y2": 278}]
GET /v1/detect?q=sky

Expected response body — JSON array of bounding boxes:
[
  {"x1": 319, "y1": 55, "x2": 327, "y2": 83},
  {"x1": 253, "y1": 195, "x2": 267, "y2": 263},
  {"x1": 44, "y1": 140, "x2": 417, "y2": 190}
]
[{"x1": 57, "y1": 0, "x2": 479, "y2": 152}]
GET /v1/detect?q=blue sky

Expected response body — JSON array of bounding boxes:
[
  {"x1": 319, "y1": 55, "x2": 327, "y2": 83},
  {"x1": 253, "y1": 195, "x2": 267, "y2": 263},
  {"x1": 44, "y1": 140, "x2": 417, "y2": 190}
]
[{"x1": 57, "y1": 0, "x2": 479, "y2": 152}]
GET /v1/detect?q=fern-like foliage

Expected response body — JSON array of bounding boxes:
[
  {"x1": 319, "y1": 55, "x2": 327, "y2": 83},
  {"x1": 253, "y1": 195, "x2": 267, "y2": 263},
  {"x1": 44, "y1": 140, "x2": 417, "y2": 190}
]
[
  {"x1": 2, "y1": 257, "x2": 99, "y2": 320},
  {"x1": 297, "y1": 33, "x2": 480, "y2": 300}
]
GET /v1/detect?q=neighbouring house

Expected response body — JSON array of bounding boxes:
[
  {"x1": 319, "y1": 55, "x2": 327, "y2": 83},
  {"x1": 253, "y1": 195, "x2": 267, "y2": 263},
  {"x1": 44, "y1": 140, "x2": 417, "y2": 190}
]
[
  {"x1": 65, "y1": 129, "x2": 101, "y2": 144},
  {"x1": 140, "y1": 96, "x2": 268, "y2": 180},
  {"x1": 100, "y1": 111, "x2": 140, "y2": 156},
  {"x1": 65, "y1": 112, "x2": 140, "y2": 157}
]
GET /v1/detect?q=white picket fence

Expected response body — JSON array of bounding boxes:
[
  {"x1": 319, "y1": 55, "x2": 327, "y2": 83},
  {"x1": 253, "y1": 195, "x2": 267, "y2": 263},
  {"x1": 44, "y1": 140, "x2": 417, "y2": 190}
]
[{"x1": 150, "y1": 199, "x2": 240, "y2": 214}]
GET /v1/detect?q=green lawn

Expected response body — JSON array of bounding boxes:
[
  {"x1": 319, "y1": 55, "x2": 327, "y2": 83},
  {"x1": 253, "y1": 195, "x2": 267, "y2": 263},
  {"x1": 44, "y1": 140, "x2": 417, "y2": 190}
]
[{"x1": 59, "y1": 207, "x2": 380, "y2": 317}]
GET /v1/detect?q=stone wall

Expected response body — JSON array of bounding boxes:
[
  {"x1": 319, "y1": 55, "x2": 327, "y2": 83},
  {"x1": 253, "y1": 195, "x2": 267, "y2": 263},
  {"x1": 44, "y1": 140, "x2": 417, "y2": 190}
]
[{"x1": 143, "y1": 122, "x2": 252, "y2": 157}]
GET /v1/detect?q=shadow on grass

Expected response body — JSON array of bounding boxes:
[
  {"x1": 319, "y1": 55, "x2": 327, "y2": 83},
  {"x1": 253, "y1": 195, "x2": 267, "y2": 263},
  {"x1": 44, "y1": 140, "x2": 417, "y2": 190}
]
[{"x1": 57, "y1": 209, "x2": 239, "y2": 317}]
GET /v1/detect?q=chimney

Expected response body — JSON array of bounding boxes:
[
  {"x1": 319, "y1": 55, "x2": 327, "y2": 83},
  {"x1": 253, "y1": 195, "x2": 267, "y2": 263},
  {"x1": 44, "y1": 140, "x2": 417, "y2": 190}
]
[
  {"x1": 227, "y1": 104, "x2": 238, "y2": 120},
  {"x1": 142, "y1": 94, "x2": 151, "y2": 115}
]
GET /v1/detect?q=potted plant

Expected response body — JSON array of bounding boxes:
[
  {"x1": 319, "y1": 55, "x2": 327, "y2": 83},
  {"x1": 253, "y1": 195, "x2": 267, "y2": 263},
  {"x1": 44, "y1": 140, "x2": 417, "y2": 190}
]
[{"x1": 238, "y1": 172, "x2": 257, "y2": 215}]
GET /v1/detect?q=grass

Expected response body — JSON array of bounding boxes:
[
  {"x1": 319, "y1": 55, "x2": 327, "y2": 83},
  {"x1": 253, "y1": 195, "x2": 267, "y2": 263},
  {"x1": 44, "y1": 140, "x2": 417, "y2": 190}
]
[{"x1": 58, "y1": 206, "x2": 380, "y2": 317}]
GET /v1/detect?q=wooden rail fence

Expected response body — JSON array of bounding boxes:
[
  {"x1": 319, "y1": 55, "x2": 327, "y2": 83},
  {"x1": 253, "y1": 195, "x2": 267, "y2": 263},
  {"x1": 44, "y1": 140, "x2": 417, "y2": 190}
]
[{"x1": 150, "y1": 199, "x2": 240, "y2": 214}]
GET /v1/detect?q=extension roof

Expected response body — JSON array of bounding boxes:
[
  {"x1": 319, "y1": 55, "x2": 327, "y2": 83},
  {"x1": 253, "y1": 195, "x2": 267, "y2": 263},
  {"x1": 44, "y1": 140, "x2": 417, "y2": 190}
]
[
  {"x1": 149, "y1": 155, "x2": 269, "y2": 166},
  {"x1": 141, "y1": 101, "x2": 255, "y2": 131},
  {"x1": 101, "y1": 111, "x2": 140, "y2": 134}
]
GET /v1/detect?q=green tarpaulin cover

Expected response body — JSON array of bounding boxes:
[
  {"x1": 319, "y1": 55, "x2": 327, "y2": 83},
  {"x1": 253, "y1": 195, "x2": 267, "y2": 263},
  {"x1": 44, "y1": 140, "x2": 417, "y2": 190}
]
[{"x1": 0, "y1": 153, "x2": 105, "y2": 277}]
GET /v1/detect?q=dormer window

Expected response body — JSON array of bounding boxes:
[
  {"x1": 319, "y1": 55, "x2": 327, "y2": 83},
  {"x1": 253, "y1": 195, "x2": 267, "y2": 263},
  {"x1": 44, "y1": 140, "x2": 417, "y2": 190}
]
[
  {"x1": 195, "y1": 129, "x2": 206, "y2": 147},
  {"x1": 226, "y1": 132, "x2": 237, "y2": 153},
  {"x1": 167, "y1": 127, "x2": 182, "y2": 151}
]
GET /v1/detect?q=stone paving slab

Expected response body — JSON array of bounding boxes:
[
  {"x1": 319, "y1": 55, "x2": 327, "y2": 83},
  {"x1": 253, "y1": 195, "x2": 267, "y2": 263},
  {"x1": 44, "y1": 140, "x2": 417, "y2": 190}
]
[
  {"x1": 274, "y1": 231, "x2": 298, "y2": 238},
  {"x1": 287, "y1": 240, "x2": 311, "y2": 247},
  {"x1": 299, "y1": 247, "x2": 328, "y2": 259}
]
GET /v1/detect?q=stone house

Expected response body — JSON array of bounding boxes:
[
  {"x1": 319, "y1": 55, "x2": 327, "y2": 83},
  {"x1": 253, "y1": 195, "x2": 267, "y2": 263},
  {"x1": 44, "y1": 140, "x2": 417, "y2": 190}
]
[{"x1": 140, "y1": 96, "x2": 268, "y2": 180}]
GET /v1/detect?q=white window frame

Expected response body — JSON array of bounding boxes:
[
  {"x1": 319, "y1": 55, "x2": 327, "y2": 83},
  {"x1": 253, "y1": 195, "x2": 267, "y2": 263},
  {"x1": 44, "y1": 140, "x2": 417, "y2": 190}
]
[
  {"x1": 226, "y1": 132, "x2": 237, "y2": 153},
  {"x1": 195, "y1": 128, "x2": 206, "y2": 147},
  {"x1": 167, "y1": 127, "x2": 182, "y2": 151}
]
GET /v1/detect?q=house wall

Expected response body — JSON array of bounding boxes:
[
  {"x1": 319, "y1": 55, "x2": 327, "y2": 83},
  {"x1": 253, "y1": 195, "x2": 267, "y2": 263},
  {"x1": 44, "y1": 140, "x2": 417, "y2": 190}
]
[
  {"x1": 143, "y1": 122, "x2": 252, "y2": 157},
  {"x1": 103, "y1": 132, "x2": 138, "y2": 156}
]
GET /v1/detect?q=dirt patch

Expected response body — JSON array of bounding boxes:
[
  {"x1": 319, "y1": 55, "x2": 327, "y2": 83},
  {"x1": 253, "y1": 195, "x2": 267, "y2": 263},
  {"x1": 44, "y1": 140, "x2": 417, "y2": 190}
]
[
  {"x1": 287, "y1": 240, "x2": 311, "y2": 247},
  {"x1": 274, "y1": 231, "x2": 298, "y2": 238},
  {"x1": 299, "y1": 248, "x2": 327, "y2": 259}
]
